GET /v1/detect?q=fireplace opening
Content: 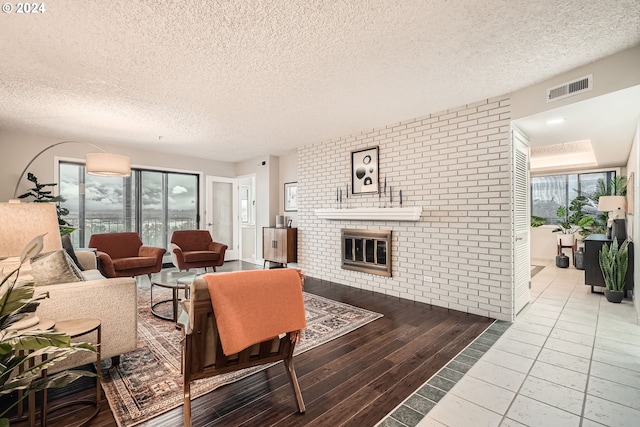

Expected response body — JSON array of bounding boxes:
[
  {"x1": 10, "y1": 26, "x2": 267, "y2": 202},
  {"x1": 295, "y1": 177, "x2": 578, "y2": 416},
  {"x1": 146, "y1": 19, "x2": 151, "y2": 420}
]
[{"x1": 341, "y1": 229, "x2": 391, "y2": 277}]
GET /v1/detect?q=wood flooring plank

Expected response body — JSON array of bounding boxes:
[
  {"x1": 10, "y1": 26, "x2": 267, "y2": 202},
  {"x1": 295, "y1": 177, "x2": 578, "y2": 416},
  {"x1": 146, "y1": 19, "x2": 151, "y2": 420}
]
[{"x1": 8, "y1": 273, "x2": 493, "y2": 427}]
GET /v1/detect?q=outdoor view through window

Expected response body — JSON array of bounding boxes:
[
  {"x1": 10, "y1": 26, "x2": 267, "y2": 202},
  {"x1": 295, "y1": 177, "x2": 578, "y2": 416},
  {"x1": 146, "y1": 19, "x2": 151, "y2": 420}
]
[
  {"x1": 531, "y1": 171, "x2": 615, "y2": 224},
  {"x1": 59, "y1": 162, "x2": 199, "y2": 249}
]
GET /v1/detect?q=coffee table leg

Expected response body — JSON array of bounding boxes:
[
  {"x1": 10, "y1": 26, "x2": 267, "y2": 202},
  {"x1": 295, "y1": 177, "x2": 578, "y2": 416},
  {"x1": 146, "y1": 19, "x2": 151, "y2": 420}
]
[{"x1": 172, "y1": 288, "x2": 179, "y2": 324}]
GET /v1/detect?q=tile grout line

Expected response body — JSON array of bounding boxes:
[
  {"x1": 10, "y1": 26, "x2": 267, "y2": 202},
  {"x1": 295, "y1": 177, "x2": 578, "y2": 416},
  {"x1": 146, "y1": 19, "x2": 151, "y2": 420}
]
[
  {"x1": 374, "y1": 319, "x2": 512, "y2": 427},
  {"x1": 495, "y1": 274, "x2": 569, "y2": 426},
  {"x1": 580, "y1": 285, "x2": 600, "y2": 427}
]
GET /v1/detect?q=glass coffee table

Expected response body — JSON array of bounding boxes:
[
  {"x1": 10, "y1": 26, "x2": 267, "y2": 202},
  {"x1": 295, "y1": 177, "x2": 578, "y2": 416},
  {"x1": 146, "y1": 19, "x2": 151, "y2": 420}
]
[{"x1": 150, "y1": 271, "x2": 199, "y2": 325}]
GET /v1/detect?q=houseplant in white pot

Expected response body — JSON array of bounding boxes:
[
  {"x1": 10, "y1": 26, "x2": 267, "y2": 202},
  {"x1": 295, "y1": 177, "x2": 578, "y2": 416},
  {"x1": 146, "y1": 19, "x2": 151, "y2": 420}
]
[
  {"x1": 599, "y1": 237, "x2": 629, "y2": 303},
  {"x1": 553, "y1": 196, "x2": 594, "y2": 246}
]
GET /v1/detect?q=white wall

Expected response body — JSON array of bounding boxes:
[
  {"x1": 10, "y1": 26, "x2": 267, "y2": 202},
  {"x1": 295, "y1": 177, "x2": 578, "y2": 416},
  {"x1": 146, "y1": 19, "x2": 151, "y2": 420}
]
[
  {"x1": 511, "y1": 45, "x2": 640, "y2": 120},
  {"x1": 628, "y1": 121, "x2": 640, "y2": 322},
  {"x1": 531, "y1": 225, "x2": 562, "y2": 264},
  {"x1": 235, "y1": 155, "x2": 280, "y2": 260},
  {"x1": 279, "y1": 151, "x2": 298, "y2": 227},
  {"x1": 298, "y1": 97, "x2": 513, "y2": 321}
]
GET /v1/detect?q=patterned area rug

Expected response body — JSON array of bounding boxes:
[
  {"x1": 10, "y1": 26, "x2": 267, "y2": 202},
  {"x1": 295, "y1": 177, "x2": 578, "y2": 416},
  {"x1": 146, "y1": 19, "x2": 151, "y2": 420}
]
[{"x1": 101, "y1": 286, "x2": 382, "y2": 427}]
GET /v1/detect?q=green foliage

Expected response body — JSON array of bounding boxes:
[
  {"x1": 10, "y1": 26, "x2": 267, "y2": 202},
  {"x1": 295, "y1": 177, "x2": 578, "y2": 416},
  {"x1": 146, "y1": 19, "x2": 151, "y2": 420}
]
[
  {"x1": 553, "y1": 196, "x2": 594, "y2": 236},
  {"x1": 584, "y1": 176, "x2": 629, "y2": 235},
  {"x1": 16, "y1": 173, "x2": 75, "y2": 235},
  {"x1": 0, "y1": 236, "x2": 96, "y2": 424},
  {"x1": 531, "y1": 216, "x2": 546, "y2": 227},
  {"x1": 599, "y1": 238, "x2": 630, "y2": 292},
  {"x1": 595, "y1": 176, "x2": 628, "y2": 198}
]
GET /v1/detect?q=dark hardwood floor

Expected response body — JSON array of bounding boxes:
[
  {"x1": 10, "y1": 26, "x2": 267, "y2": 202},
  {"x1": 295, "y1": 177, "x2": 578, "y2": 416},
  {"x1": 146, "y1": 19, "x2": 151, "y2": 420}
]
[{"x1": 10, "y1": 267, "x2": 493, "y2": 427}]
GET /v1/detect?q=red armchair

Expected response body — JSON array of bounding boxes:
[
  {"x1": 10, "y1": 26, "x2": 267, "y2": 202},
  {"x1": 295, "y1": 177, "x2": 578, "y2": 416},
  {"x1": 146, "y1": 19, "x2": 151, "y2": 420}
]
[
  {"x1": 89, "y1": 232, "x2": 166, "y2": 281},
  {"x1": 170, "y1": 230, "x2": 227, "y2": 272}
]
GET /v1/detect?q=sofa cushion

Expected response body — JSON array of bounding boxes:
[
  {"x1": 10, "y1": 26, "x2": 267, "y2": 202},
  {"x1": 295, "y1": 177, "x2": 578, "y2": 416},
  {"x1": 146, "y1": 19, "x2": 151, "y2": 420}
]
[
  {"x1": 81, "y1": 269, "x2": 106, "y2": 281},
  {"x1": 183, "y1": 251, "x2": 219, "y2": 263},
  {"x1": 61, "y1": 234, "x2": 84, "y2": 271},
  {"x1": 112, "y1": 256, "x2": 157, "y2": 271},
  {"x1": 30, "y1": 250, "x2": 85, "y2": 286}
]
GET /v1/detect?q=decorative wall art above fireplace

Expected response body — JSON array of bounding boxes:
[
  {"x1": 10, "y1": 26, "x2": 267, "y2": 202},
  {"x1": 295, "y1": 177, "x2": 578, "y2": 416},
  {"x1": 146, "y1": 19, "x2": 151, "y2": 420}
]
[{"x1": 351, "y1": 146, "x2": 379, "y2": 194}]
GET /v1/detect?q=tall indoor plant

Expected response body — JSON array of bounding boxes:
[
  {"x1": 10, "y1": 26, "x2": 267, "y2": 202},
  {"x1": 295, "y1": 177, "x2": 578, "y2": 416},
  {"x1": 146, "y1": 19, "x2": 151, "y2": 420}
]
[
  {"x1": 0, "y1": 236, "x2": 95, "y2": 426},
  {"x1": 553, "y1": 196, "x2": 594, "y2": 245},
  {"x1": 16, "y1": 173, "x2": 74, "y2": 235},
  {"x1": 598, "y1": 237, "x2": 630, "y2": 303}
]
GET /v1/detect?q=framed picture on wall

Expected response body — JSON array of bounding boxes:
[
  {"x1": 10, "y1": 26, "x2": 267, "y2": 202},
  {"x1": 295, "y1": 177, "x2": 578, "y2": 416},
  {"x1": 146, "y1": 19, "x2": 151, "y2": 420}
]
[
  {"x1": 351, "y1": 146, "x2": 379, "y2": 194},
  {"x1": 284, "y1": 182, "x2": 298, "y2": 212}
]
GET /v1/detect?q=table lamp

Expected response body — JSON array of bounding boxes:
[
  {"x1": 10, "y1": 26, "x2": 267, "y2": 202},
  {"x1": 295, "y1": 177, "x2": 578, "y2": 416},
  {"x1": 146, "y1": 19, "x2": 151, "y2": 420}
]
[{"x1": 598, "y1": 196, "x2": 626, "y2": 240}]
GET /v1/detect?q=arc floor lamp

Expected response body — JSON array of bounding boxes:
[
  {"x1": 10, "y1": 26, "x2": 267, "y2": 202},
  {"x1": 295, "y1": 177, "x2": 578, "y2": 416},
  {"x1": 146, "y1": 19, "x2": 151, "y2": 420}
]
[{"x1": 11, "y1": 140, "x2": 131, "y2": 201}]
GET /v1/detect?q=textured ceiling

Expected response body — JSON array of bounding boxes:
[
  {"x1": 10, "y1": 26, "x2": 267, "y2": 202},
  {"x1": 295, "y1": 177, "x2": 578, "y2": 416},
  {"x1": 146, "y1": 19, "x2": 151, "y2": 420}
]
[{"x1": 1, "y1": 0, "x2": 639, "y2": 162}]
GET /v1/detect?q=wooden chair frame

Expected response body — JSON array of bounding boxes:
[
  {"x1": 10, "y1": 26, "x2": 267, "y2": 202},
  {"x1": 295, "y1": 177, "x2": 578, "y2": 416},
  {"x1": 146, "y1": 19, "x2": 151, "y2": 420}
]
[{"x1": 180, "y1": 296, "x2": 305, "y2": 426}]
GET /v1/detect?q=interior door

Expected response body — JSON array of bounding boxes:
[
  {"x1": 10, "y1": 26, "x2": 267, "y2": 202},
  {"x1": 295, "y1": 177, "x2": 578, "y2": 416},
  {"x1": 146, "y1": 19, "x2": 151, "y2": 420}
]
[
  {"x1": 206, "y1": 176, "x2": 239, "y2": 260},
  {"x1": 512, "y1": 126, "x2": 531, "y2": 317}
]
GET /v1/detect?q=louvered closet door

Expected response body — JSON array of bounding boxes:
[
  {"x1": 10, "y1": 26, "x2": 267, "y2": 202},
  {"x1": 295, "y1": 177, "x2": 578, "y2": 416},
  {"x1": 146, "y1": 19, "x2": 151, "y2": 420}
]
[{"x1": 512, "y1": 126, "x2": 531, "y2": 317}]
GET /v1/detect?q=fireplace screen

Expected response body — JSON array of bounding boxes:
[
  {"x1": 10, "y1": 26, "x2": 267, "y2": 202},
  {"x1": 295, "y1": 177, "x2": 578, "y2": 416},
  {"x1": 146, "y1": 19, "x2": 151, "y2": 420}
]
[{"x1": 341, "y1": 229, "x2": 391, "y2": 277}]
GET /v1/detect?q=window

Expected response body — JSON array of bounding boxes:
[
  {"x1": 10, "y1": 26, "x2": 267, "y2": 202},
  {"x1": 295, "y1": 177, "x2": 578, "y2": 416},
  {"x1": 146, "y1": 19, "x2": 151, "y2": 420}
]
[
  {"x1": 531, "y1": 171, "x2": 615, "y2": 224},
  {"x1": 59, "y1": 162, "x2": 199, "y2": 249},
  {"x1": 240, "y1": 185, "x2": 251, "y2": 224}
]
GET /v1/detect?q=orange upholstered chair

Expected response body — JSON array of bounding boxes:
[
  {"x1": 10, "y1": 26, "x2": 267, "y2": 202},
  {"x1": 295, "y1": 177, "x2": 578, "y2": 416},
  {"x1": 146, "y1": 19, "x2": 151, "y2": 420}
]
[
  {"x1": 169, "y1": 230, "x2": 227, "y2": 272},
  {"x1": 88, "y1": 232, "x2": 166, "y2": 280},
  {"x1": 179, "y1": 269, "x2": 306, "y2": 426}
]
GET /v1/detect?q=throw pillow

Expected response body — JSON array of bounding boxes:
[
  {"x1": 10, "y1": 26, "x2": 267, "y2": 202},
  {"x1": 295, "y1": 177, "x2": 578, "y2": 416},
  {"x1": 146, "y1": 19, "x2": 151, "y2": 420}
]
[
  {"x1": 61, "y1": 233, "x2": 85, "y2": 271},
  {"x1": 30, "y1": 250, "x2": 85, "y2": 286}
]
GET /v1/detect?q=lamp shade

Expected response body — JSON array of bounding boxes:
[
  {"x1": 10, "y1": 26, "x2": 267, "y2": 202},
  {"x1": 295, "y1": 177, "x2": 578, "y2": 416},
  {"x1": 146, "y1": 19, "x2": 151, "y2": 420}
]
[
  {"x1": 85, "y1": 152, "x2": 131, "y2": 177},
  {"x1": 0, "y1": 203, "x2": 62, "y2": 257},
  {"x1": 598, "y1": 196, "x2": 626, "y2": 213}
]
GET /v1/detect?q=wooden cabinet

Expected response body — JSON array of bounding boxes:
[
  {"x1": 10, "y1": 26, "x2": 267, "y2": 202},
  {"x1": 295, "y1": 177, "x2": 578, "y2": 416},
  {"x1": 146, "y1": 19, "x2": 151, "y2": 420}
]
[
  {"x1": 584, "y1": 234, "x2": 634, "y2": 293},
  {"x1": 263, "y1": 227, "x2": 297, "y2": 267}
]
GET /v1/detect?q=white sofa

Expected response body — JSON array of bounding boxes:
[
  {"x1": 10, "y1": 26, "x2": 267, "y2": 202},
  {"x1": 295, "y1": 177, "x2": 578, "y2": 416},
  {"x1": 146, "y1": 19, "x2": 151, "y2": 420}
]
[
  {"x1": 0, "y1": 202, "x2": 138, "y2": 372},
  {"x1": 1, "y1": 250, "x2": 138, "y2": 372},
  {"x1": 39, "y1": 251, "x2": 137, "y2": 371}
]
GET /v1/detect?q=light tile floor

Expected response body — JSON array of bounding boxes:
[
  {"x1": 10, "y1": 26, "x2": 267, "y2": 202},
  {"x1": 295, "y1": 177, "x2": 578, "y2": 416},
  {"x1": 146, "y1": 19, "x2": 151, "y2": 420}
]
[{"x1": 378, "y1": 263, "x2": 640, "y2": 427}]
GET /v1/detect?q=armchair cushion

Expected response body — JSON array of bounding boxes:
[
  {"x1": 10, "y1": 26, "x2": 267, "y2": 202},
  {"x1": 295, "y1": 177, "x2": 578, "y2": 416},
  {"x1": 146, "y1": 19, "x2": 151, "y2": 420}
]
[
  {"x1": 172, "y1": 230, "x2": 212, "y2": 251},
  {"x1": 183, "y1": 251, "x2": 220, "y2": 263},
  {"x1": 112, "y1": 256, "x2": 158, "y2": 270},
  {"x1": 89, "y1": 232, "x2": 144, "y2": 259}
]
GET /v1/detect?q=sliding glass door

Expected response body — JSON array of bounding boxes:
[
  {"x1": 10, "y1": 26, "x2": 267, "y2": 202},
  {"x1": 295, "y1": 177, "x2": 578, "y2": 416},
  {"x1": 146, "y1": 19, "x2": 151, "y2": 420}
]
[{"x1": 59, "y1": 162, "x2": 199, "y2": 249}]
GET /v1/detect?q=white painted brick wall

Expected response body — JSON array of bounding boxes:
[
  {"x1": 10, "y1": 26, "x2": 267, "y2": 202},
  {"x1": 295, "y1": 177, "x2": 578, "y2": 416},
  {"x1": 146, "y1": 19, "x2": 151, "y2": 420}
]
[{"x1": 297, "y1": 97, "x2": 512, "y2": 321}]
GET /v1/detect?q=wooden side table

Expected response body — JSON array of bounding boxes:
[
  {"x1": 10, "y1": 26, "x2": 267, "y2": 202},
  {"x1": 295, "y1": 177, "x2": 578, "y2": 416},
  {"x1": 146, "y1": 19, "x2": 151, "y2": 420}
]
[
  {"x1": 43, "y1": 318, "x2": 102, "y2": 427},
  {"x1": 557, "y1": 241, "x2": 577, "y2": 265}
]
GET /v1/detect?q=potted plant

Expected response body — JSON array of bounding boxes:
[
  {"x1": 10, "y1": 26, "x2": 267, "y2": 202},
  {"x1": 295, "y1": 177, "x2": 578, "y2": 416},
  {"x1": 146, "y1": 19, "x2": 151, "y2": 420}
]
[
  {"x1": 0, "y1": 235, "x2": 95, "y2": 426},
  {"x1": 16, "y1": 173, "x2": 75, "y2": 235},
  {"x1": 553, "y1": 196, "x2": 594, "y2": 246},
  {"x1": 598, "y1": 237, "x2": 629, "y2": 303}
]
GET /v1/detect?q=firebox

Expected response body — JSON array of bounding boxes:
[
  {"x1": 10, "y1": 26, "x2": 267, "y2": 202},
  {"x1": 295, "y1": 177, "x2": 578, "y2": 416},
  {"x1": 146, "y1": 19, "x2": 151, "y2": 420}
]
[{"x1": 341, "y1": 229, "x2": 392, "y2": 277}]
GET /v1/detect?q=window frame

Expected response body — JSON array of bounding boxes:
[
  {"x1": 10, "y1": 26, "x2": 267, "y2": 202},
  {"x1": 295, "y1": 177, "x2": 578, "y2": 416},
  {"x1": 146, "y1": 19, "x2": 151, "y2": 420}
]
[
  {"x1": 56, "y1": 156, "x2": 203, "y2": 248},
  {"x1": 531, "y1": 167, "x2": 620, "y2": 225}
]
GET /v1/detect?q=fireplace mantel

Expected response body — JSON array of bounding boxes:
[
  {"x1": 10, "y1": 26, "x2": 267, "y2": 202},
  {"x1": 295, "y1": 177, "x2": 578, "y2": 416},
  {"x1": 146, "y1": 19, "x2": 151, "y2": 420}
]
[{"x1": 315, "y1": 207, "x2": 422, "y2": 221}]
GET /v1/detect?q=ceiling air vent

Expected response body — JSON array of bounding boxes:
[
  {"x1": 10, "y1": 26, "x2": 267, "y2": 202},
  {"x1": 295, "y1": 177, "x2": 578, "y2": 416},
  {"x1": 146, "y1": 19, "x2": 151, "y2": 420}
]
[{"x1": 546, "y1": 74, "x2": 593, "y2": 102}]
